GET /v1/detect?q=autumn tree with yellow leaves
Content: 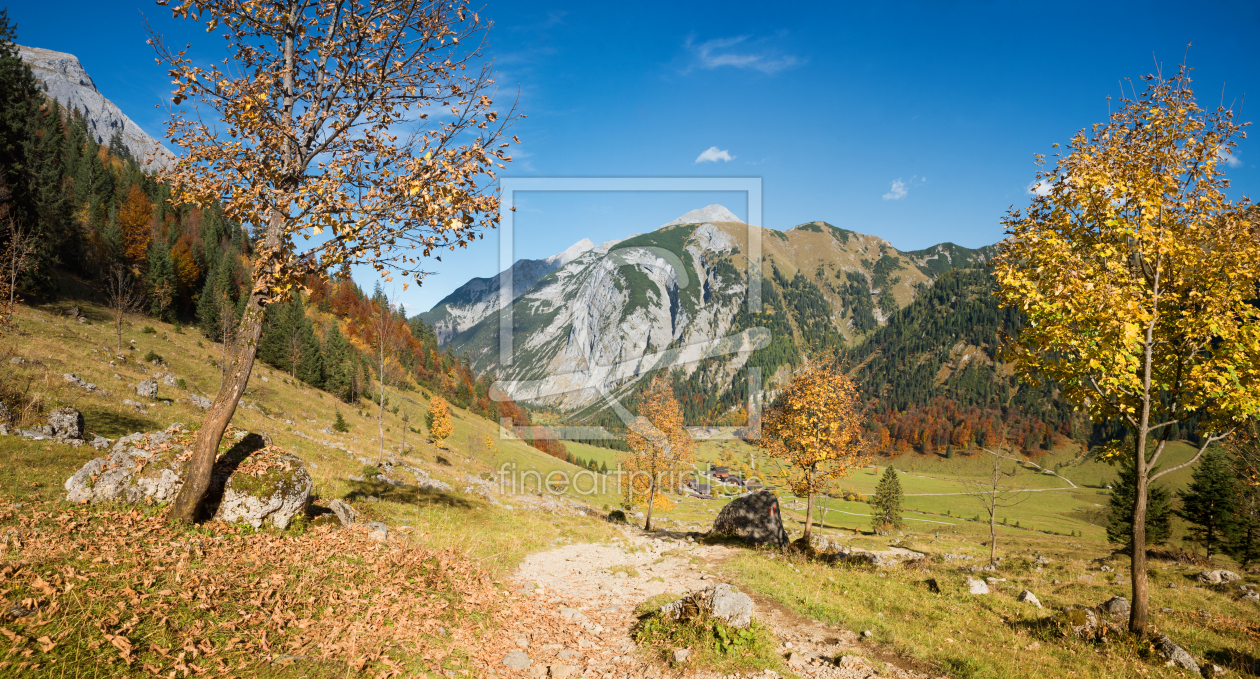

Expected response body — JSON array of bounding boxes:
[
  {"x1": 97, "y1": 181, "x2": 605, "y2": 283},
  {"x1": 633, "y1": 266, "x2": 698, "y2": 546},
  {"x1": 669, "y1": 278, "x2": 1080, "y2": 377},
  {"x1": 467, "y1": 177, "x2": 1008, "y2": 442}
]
[
  {"x1": 993, "y1": 63, "x2": 1260, "y2": 634},
  {"x1": 148, "y1": 0, "x2": 519, "y2": 522},
  {"x1": 759, "y1": 360, "x2": 869, "y2": 545},
  {"x1": 426, "y1": 395, "x2": 453, "y2": 445},
  {"x1": 622, "y1": 376, "x2": 695, "y2": 531}
]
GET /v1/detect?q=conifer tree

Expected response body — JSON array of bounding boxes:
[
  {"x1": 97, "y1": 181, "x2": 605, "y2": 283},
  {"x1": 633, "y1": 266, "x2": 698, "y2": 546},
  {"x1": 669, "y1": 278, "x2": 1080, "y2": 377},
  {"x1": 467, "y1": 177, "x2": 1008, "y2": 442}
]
[
  {"x1": 1232, "y1": 477, "x2": 1260, "y2": 568},
  {"x1": 871, "y1": 465, "x2": 903, "y2": 533},
  {"x1": 1177, "y1": 447, "x2": 1241, "y2": 558},
  {"x1": 1106, "y1": 459, "x2": 1172, "y2": 550},
  {"x1": 332, "y1": 410, "x2": 349, "y2": 433}
]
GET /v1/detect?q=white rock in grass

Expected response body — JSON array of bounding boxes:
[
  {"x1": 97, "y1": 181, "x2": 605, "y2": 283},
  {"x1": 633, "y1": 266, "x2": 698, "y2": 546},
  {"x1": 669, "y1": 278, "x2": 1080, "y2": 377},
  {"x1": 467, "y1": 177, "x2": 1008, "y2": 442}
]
[{"x1": 967, "y1": 579, "x2": 989, "y2": 595}]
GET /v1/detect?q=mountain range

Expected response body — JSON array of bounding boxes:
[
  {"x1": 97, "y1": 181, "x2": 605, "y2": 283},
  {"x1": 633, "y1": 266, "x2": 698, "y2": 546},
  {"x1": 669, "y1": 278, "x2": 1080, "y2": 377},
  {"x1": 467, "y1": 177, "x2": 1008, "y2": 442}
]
[
  {"x1": 18, "y1": 44, "x2": 174, "y2": 171},
  {"x1": 420, "y1": 205, "x2": 1000, "y2": 427}
]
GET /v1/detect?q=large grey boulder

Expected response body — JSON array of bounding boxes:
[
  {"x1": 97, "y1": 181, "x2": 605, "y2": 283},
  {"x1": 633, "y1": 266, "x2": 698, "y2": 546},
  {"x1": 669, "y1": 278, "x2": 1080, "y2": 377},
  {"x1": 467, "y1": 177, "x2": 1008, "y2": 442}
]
[
  {"x1": 660, "y1": 583, "x2": 753, "y2": 629},
  {"x1": 136, "y1": 379, "x2": 158, "y2": 399},
  {"x1": 1154, "y1": 635, "x2": 1199, "y2": 674},
  {"x1": 186, "y1": 394, "x2": 212, "y2": 410},
  {"x1": 210, "y1": 445, "x2": 312, "y2": 530},
  {"x1": 65, "y1": 444, "x2": 186, "y2": 504},
  {"x1": 709, "y1": 490, "x2": 789, "y2": 549},
  {"x1": 967, "y1": 579, "x2": 990, "y2": 595},
  {"x1": 47, "y1": 407, "x2": 84, "y2": 440}
]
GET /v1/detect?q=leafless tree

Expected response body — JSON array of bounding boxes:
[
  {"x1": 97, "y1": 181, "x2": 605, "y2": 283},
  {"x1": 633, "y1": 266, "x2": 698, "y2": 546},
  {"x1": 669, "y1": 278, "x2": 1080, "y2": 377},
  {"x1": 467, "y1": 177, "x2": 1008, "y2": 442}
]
[
  {"x1": 285, "y1": 322, "x2": 304, "y2": 379},
  {"x1": 0, "y1": 205, "x2": 37, "y2": 330},
  {"x1": 964, "y1": 448, "x2": 1032, "y2": 567},
  {"x1": 371, "y1": 299, "x2": 407, "y2": 466},
  {"x1": 105, "y1": 264, "x2": 145, "y2": 354}
]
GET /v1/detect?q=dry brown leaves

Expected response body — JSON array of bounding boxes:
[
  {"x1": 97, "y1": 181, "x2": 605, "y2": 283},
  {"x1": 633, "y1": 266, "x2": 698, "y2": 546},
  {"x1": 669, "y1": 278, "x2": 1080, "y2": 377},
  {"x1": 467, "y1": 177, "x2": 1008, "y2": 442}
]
[
  {"x1": 0, "y1": 497, "x2": 505, "y2": 677},
  {"x1": 231, "y1": 447, "x2": 296, "y2": 479}
]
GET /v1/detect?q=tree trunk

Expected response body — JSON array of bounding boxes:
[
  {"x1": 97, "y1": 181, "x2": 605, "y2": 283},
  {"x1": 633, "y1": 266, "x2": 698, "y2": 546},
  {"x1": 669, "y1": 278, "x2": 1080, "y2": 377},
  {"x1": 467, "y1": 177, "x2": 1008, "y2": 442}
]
[
  {"x1": 377, "y1": 361, "x2": 385, "y2": 466},
  {"x1": 989, "y1": 510, "x2": 998, "y2": 566},
  {"x1": 169, "y1": 206, "x2": 282, "y2": 524},
  {"x1": 167, "y1": 295, "x2": 268, "y2": 523},
  {"x1": 804, "y1": 490, "x2": 815, "y2": 545},
  {"x1": 1130, "y1": 466, "x2": 1150, "y2": 633},
  {"x1": 644, "y1": 476, "x2": 657, "y2": 531}
]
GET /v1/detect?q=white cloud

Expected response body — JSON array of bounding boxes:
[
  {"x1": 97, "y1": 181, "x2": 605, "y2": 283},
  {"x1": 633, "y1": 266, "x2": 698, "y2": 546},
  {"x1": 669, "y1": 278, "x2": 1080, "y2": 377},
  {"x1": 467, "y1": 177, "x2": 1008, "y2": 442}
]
[
  {"x1": 1026, "y1": 179, "x2": 1053, "y2": 197},
  {"x1": 684, "y1": 35, "x2": 799, "y2": 75},
  {"x1": 1217, "y1": 147, "x2": 1243, "y2": 168},
  {"x1": 882, "y1": 178, "x2": 907, "y2": 201},
  {"x1": 695, "y1": 146, "x2": 734, "y2": 163}
]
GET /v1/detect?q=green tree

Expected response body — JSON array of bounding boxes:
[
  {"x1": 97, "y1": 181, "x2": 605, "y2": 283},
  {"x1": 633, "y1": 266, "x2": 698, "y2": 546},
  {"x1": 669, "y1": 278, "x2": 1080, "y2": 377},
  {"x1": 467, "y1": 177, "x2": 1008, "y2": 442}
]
[
  {"x1": 1106, "y1": 458, "x2": 1173, "y2": 550},
  {"x1": 1232, "y1": 478, "x2": 1260, "y2": 568},
  {"x1": 332, "y1": 410, "x2": 349, "y2": 433},
  {"x1": 870, "y1": 466, "x2": 903, "y2": 533},
  {"x1": 991, "y1": 65, "x2": 1260, "y2": 634},
  {"x1": 1176, "y1": 447, "x2": 1240, "y2": 559}
]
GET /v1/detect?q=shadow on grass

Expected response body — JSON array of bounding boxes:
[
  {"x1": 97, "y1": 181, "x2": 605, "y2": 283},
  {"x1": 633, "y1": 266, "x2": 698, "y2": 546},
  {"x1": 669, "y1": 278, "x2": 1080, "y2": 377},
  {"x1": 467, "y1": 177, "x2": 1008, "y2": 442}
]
[
  {"x1": 343, "y1": 478, "x2": 478, "y2": 510},
  {"x1": 1204, "y1": 648, "x2": 1260, "y2": 676},
  {"x1": 77, "y1": 404, "x2": 161, "y2": 439}
]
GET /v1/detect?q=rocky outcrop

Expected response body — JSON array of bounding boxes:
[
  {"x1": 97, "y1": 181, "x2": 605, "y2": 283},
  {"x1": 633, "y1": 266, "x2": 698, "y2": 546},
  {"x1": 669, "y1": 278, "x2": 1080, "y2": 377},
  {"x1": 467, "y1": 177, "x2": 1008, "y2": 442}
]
[
  {"x1": 18, "y1": 45, "x2": 175, "y2": 171},
  {"x1": 64, "y1": 427, "x2": 311, "y2": 530},
  {"x1": 659, "y1": 583, "x2": 753, "y2": 628},
  {"x1": 46, "y1": 407, "x2": 84, "y2": 440},
  {"x1": 1196, "y1": 569, "x2": 1241, "y2": 585},
  {"x1": 136, "y1": 379, "x2": 158, "y2": 399},
  {"x1": 709, "y1": 490, "x2": 789, "y2": 549}
]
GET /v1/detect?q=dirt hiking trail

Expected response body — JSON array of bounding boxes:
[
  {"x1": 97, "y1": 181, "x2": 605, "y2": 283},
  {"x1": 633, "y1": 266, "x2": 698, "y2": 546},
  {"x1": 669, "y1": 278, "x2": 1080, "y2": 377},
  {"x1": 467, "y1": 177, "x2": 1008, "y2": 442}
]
[{"x1": 481, "y1": 526, "x2": 948, "y2": 679}]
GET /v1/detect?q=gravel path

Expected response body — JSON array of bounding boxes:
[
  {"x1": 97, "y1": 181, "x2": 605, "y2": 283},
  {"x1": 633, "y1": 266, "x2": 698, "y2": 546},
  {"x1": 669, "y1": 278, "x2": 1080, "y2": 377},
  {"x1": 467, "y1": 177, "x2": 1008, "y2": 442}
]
[{"x1": 483, "y1": 528, "x2": 948, "y2": 679}]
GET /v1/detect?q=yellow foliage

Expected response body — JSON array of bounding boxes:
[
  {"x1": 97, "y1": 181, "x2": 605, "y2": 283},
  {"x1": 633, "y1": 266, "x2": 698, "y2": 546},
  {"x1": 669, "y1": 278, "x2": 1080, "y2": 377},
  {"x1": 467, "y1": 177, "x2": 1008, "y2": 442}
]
[
  {"x1": 426, "y1": 396, "x2": 453, "y2": 442},
  {"x1": 759, "y1": 360, "x2": 870, "y2": 540},
  {"x1": 620, "y1": 376, "x2": 694, "y2": 526}
]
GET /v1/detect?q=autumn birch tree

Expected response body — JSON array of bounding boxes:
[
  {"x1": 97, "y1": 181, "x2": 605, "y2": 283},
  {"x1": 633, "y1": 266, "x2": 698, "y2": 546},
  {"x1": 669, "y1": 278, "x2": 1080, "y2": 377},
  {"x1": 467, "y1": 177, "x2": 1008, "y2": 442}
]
[
  {"x1": 623, "y1": 376, "x2": 695, "y2": 531},
  {"x1": 993, "y1": 64, "x2": 1260, "y2": 634},
  {"x1": 759, "y1": 360, "x2": 869, "y2": 545},
  {"x1": 149, "y1": 0, "x2": 518, "y2": 522}
]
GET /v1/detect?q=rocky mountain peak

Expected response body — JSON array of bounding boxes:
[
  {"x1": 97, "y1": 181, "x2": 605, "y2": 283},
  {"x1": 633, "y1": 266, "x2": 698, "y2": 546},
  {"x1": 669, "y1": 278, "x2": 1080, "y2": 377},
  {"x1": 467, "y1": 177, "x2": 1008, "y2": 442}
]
[
  {"x1": 662, "y1": 204, "x2": 743, "y2": 227},
  {"x1": 18, "y1": 45, "x2": 175, "y2": 172}
]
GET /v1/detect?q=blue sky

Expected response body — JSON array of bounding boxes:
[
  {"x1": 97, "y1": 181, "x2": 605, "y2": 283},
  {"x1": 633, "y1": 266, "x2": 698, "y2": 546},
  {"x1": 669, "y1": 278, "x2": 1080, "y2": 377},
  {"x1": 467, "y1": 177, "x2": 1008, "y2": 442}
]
[{"x1": 8, "y1": 0, "x2": 1259, "y2": 314}]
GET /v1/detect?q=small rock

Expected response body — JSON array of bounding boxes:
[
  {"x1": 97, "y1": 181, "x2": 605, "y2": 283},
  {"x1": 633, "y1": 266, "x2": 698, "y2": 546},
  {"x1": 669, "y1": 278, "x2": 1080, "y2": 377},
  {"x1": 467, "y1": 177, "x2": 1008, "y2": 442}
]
[
  {"x1": 1017, "y1": 590, "x2": 1042, "y2": 608},
  {"x1": 328, "y1": 499, "x2": 357, "y2": 526},
  {"x1": 1160, "y1": 607, "x2": 1174, "y2": 613},
  {"x1": 368, "y1": 522, "x2": 388, "y2": 541},
  {"x1": 162, "y1": 374, "x2": 179, "y2": 387},
  {"x1": 1155, "y1": 634, "x2": 1199, "y2": 674},
  {"x1": 559, "y1": 608, "x2": 585, "y2": 621},
  {"x1": 671, "y1": 649, "x2": 691, "y2": 664},
  {"x1": 1202, "y1": 663, "x2": 1228, "y2": 678},
  {"x1": 549, "y1": 665, "x2": 577, "y2": 678},
  {"x1": 967, "y1": 579, "x2": 990, "y2": 595},
  {"x1": 1242, "y1": 592, "x2": 1259, "y2": 604},
  {"x1": 9, "y1": 356, "x2": 25, "y2": 365},
  {"x1": 187, "y1": 394, "x2": 212, "y2": 410},
  {"x1": 1196, "y1": 570, "x2": 1240, "y2": 585},
  {"x1": 501, "y1": 651, "x2": 531, "y2": 669},
  {"x1": 136, "y1": 379, "x2": 158, "y2": 398},
  {"x1": 861, "y1": 630, "x2": 873, "y2": 639},
  {"x1": 90, "y1": 435, "x2": 110, "y2": 450},
  {"x1": 1023, "y1": 641, "x2": 1041, "y2": 651},
  {"x1": 1100, "y1": 596, "x2": 1130, "y2": 619},
  {"x1": 787, "y1": 652, "x2": 804, "y2": 667},
  {"x1": 660, "y1": 583, "x2": 753, "y2": 628}
]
